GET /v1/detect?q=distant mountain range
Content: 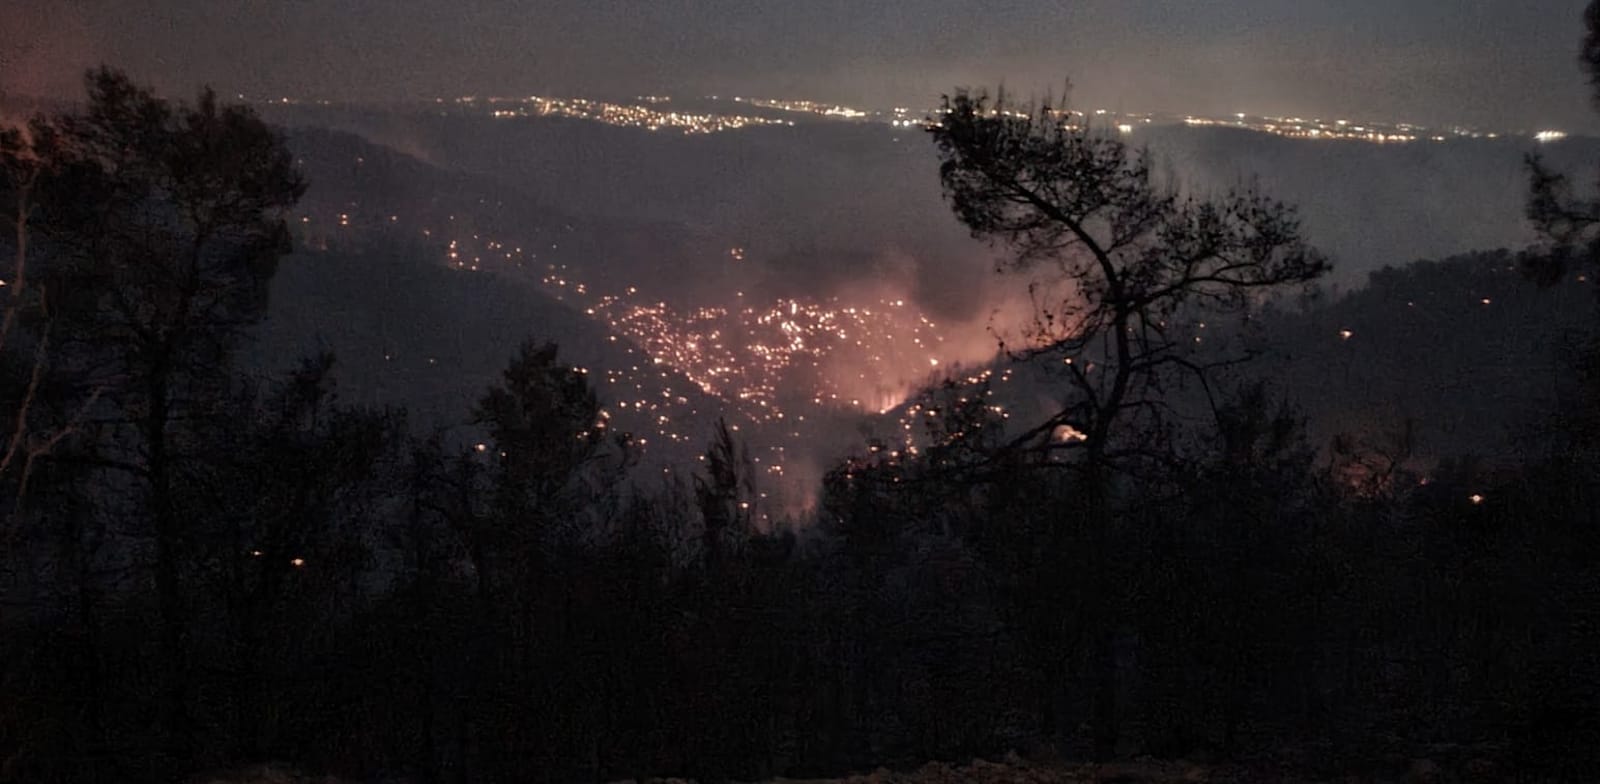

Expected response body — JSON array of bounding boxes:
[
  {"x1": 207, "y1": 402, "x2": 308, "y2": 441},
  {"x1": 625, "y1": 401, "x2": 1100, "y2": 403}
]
[{"x1": 246, "y1": 111, "x2": 1599, "y2": 511}]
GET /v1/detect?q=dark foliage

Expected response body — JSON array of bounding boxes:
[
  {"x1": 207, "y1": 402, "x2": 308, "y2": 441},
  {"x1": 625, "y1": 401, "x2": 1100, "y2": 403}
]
[
  {"x1": 1, "y1": 62, "x2": 1599, "y2": 784},
  {"x1": 927, "y1": 88, "x2": 1329, "y2": 759},
  {"x1": 1521, "y1": 2, "x2": 1600, "y2": 290}
]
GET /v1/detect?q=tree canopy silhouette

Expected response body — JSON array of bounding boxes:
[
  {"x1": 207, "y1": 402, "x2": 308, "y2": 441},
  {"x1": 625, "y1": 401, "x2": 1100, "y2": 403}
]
[
  {"x1": 1523, "y1": 1, "x2": 1600, "y2": 287},
  {"x1": 7, "y1": 66, "x2": 305, "y2": 761},
  {"x1": 927, "y1": 88, "x2": 1328, "y2": 758}
]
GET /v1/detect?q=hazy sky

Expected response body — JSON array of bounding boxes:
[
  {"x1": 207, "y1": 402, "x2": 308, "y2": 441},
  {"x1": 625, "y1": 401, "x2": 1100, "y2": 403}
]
[{"x1": 2, "y1": 0, "x2": 1595, "y2": 132}]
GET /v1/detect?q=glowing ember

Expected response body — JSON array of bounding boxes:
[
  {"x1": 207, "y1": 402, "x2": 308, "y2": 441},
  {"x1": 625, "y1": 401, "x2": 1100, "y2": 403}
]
[{"x1": 301, "y1": 206, "x2": 994, "y2": 499}]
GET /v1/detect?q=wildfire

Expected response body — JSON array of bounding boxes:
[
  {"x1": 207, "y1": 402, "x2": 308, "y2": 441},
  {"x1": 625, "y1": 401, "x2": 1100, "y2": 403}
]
[{"x1": 302, "y1": 205, "x2": 991, "y2": 505}]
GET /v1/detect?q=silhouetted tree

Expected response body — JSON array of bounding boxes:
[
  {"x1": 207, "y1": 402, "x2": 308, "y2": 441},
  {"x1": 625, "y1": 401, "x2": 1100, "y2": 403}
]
[
  {"x1": 12, "y1": 67, "x2": 305, "y2": 762},
  {"x1": 1131, "y1": 384, "x2": 1323, "y2": 757},
  {"x1": 695, "y1": 418, "x2": 756, "y2": 571},
  {"x1": 1520, "y1": 0, "x2": 1600, "y2": 547},
  {"x1": 417, "y1": 338, "x2": 634, "y2": 782},
  {"x1": 14, "y1": 47, "x2": 1600, "y2": 784},
  {"x1": 929, "y1": 89, "x2": 1328, "y2": 758},
  {"x1": 475, "y1": 340, "x2": 617, "y2": 527},
  {"x1": 207, "y1": 354, "x2": 390, "y2": 761},
  {"x1": 1584, "y1": 1, "x2": 1600, "y2": 103},
  {"x1": 0, "y1": 115, "x2": 119, "y2": 531},
  {"x1": 1523, "y1": 2, "x2": 1600, "y2": 287}
]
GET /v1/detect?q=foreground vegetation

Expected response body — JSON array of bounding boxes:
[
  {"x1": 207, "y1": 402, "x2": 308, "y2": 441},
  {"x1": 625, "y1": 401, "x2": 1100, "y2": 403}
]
[{"x1": 7, "y1": 18, "x2": 1600, "y2": 783}]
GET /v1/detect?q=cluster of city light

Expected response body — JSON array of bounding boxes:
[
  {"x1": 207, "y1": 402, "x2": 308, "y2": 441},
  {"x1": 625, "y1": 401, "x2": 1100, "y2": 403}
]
[
  {"x1": 731, "y1": 97, "x2": 870, "y2": 120},
  {"x1": 462, "y1": 95, "x2": 795, "y2": 134},
  {"x1": 933, "y1": 103, "x2": 1539, "y2": 146},
  {"x1": 1174, "y1": 112, "x2": 1557, "y2": 144},
  {"x1": 256, "y1": 90, "x2": 1565, "y2": 146},
  {"x1": 1182, "y1": 114, "x2": 1426, "y2": 143}
]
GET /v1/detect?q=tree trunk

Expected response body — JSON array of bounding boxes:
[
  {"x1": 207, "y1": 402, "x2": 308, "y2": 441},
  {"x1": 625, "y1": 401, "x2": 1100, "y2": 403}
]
[
  {"x1": 1085, "y1": 458, "x2": 1118, "y2": 762},
  {"x1": 147, "y1": 364, "x2": 192, "y2": 762},
  {"x1": 232, "y1": 606, "x2": 264, "y2": 763},
  {"x1": 69, "y1": 517, "x2": 109, "y2": 778},
  {"x1": 1091, "y1": 626, "x2": 1118, "y2": 760},
  {"x1": 1045, "y1": 646, "x2": 1073, "y2": 752}
]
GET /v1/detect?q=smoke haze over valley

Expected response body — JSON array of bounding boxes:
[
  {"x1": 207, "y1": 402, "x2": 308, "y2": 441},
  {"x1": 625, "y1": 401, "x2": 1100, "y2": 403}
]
[{"x1": 227, "y1": 100, "x2": 1598, "y2": 510}]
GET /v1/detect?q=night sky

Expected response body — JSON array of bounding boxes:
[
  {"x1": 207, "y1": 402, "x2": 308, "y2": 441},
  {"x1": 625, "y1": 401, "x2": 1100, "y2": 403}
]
[{"x1": 2, "y1": 0, "x2": 1594, "y2": 132}]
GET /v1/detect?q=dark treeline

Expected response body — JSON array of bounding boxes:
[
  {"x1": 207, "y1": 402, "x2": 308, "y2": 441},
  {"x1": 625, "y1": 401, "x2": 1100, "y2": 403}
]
[{"x1": 4, "y1": 54, "x2": 1600, "y2": 784}]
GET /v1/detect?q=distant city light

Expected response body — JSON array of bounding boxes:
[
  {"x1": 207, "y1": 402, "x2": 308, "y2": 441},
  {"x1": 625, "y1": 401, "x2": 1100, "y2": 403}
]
[
  {"x1": 255, "y1": 89, "x2": 1545, "y2": 147},
  {"x1": 482, "y1": 94, "x2": 796, "y2": 134}
]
